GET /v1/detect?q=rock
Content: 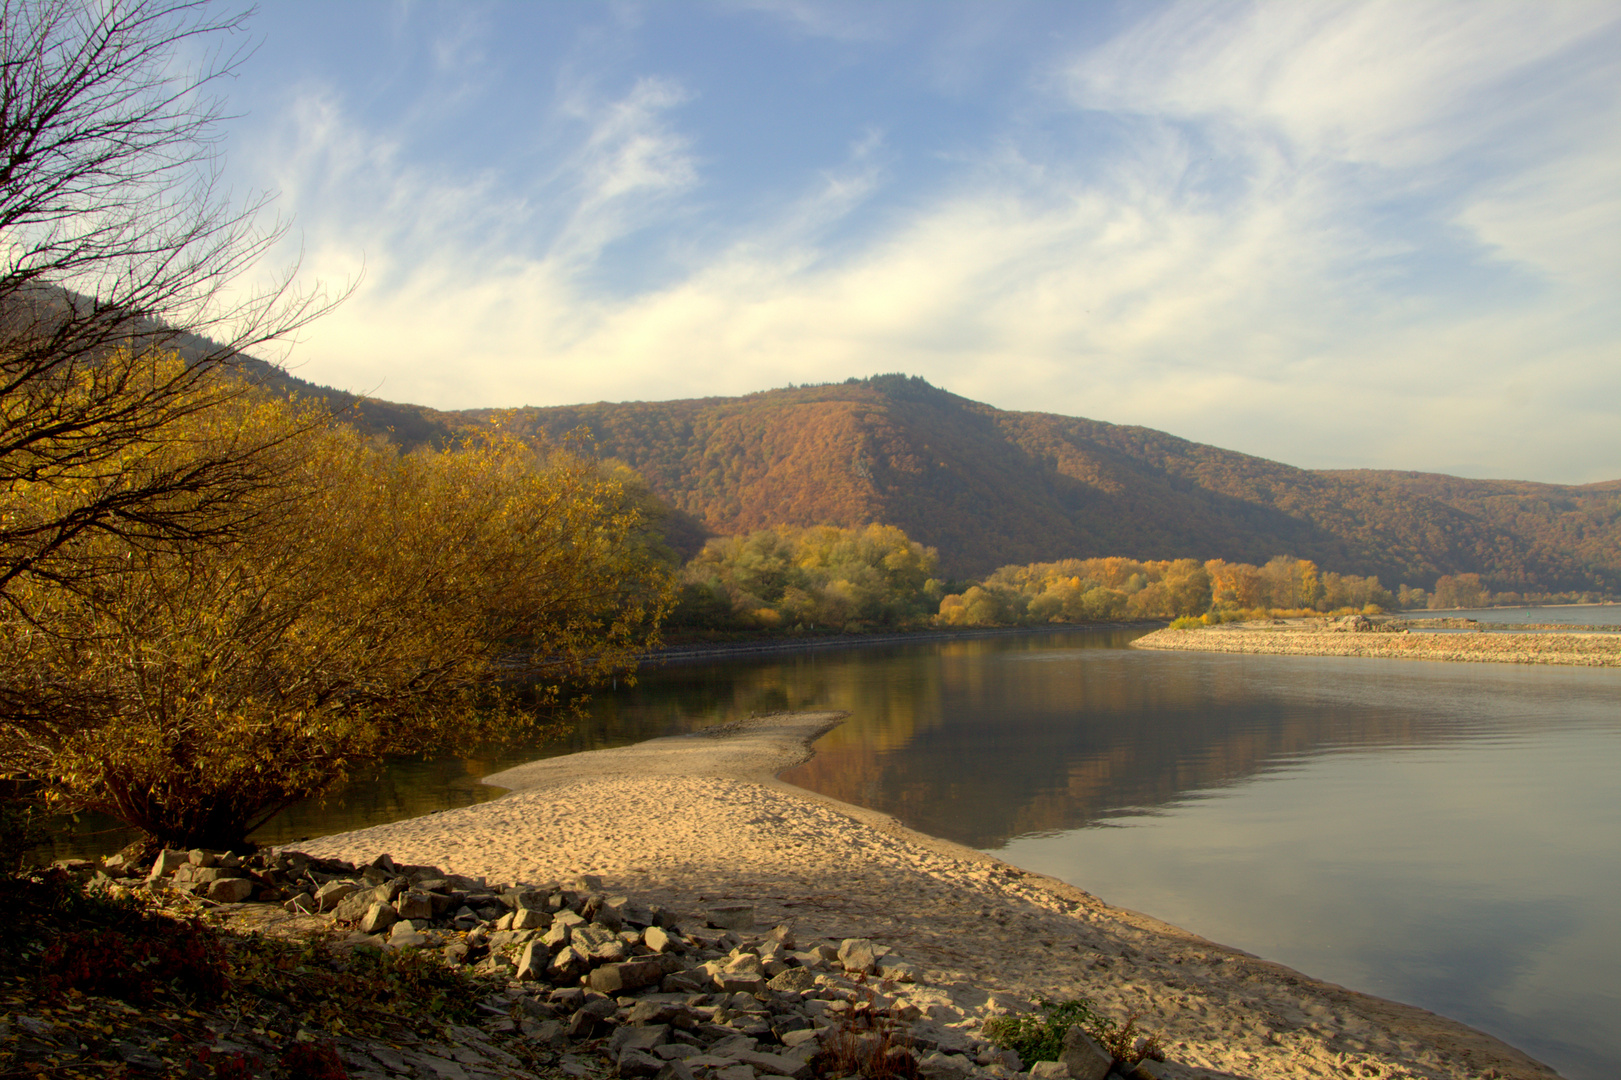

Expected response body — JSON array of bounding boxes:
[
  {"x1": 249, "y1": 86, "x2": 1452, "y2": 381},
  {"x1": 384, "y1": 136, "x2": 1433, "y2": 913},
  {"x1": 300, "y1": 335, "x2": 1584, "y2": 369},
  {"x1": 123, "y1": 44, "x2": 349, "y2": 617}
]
[
  {"x1": 766, "y1": 968, "x2": 815, "y2": 993},
  {"x1": 918, "y1": 1052, "x2": 976, "y2": 1080},
  {"x1": 1059, "y1": 1027, "x2": 1113, "y2": 1080},
  {"x1": 333, "y1": 890, "x2": 377, "y2": 924},
  {"x1": 513, "y1": 907, "x2": 550, "y2": 930},
  {"x1": 283, "y1": 892, "x2": 319, "y2": 915},
  {"x1": 573, "y1": 923, "x2": 618, "y2": 953},
  {"x1": 876, "y1": 955, "x2": 916, "y2": 982},
  {"x1": 516, "y1": 941, "x2": 547, "y2": 982},
  {"x1": 588, "y1": 959, "x2": 666, "y2": 994},
  {"x1": 395, "y1": 889, "x2": 434, "y2": 921},
  {"x1": 735, "y1": 1049, "x2": 811, "y2": 1079},
  {"x1": 549, "y1": 945, "x2": 589, "y2": 984},
  {"x1": 705, "y1": 902, "x2": 755, "y2": 931},
  {"x1": 713, "y1": 971, "x2": 765, "y2": 994},
  {"x1": 147, "y1": 849, "x2": 188, "y2": 879},
  {"x1": 204, "y1": 877, "x2": 254, "y2": 904},
  {"x1": 1030, "y1": 1062, "x2": 1069, "y2": 1080},
  {"x1": 837, "y1": 938, "x2": 882, "y2": 975},
  {"x1": 610, "y1": 1024, "x2": 672, "y2": 1058},
  {"x1": 358, "y1": 901, "x2": 400, "y2": 935},
  {"x1": 643, "y1": 925, "x2": 680, "y2": 953},
  {"x1": 187, "y1": 849, "x2": 218, "y2": 867},
  {"x1": 656, "y1": 1059, "x2": 696, "y2": 1080},
  {"x1": 617, "y1": 1049, "x2": 664, "y2": 1077},
  {"x1": 313, "y1": 879, "x2": 357, "y2": 912}
]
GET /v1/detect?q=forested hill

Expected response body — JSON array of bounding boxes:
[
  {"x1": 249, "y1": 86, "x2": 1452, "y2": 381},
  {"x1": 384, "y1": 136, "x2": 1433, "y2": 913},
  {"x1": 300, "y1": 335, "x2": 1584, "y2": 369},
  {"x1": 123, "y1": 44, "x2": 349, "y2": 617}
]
[{"x1": 438, "y1": 375, "x2": 1619, "y2": 593}]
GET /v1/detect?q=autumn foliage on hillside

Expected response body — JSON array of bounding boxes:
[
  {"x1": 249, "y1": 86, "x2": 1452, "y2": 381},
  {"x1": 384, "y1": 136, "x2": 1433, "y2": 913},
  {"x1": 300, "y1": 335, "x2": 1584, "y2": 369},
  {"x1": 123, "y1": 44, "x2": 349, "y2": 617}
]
[{"x1": 463, "y1": 376, "x2": 1620, "y2": 595}]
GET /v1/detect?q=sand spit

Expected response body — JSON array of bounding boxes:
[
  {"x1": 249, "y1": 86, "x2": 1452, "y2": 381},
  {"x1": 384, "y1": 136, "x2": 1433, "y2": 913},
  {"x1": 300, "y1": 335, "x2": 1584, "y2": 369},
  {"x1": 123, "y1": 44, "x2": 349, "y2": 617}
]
[
  {"x1": 297, "y1": 713, "x2": 1559, "y2": 1080},
  {"x1": 1132, "y1": 624, "x2": 1621, "y2": 666}
]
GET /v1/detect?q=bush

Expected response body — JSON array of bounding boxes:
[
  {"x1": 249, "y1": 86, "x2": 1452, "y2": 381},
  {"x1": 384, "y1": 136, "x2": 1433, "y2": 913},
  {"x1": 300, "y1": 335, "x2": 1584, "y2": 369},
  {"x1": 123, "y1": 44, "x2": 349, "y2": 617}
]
[{"x1": 983, "y1": 997, "x2": 1164, "y2": 1068}]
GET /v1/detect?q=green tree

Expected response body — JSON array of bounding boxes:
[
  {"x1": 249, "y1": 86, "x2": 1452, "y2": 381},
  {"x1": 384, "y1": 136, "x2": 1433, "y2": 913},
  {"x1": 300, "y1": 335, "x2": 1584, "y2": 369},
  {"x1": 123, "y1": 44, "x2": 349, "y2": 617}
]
[{"x1": 0, "y1": 386, "x2": 671, "y2": 850}]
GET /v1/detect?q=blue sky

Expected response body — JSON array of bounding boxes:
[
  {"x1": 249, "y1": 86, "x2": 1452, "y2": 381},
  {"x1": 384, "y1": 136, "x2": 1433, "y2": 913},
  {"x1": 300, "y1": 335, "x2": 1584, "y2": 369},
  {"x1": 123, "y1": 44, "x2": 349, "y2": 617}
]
[{"x1": 215, "y1": 1, "x2": 1620, "y2": 483}]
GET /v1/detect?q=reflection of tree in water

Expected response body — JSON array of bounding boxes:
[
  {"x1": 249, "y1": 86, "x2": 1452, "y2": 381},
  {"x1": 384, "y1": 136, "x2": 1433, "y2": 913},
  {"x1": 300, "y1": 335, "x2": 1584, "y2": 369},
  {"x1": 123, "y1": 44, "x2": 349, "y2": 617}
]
[{"x1": 39, "y1": 629, "x2": 1583, "y2": 861}]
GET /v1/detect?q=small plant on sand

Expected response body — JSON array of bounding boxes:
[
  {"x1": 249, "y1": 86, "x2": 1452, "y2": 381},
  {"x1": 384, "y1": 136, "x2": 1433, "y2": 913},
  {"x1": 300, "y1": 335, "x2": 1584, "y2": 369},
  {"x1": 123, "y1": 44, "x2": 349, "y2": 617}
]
[{"x1": 983, "y1": 997, "x2": 1165, "y2": 1069}]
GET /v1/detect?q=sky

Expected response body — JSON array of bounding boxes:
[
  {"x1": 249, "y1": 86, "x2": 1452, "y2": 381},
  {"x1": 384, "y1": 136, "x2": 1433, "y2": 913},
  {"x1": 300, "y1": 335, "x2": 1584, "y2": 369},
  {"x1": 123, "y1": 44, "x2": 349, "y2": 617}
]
[{"x1": 209, "y1": 1, "x2": 1620, "y2": 483}]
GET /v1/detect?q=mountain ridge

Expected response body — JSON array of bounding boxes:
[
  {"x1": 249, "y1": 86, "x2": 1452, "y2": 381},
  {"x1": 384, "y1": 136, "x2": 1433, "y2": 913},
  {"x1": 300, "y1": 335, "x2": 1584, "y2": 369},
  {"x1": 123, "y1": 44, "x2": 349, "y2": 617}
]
[{"x1": 248, "y1": 367, "x2": 1620, "y2": 593}]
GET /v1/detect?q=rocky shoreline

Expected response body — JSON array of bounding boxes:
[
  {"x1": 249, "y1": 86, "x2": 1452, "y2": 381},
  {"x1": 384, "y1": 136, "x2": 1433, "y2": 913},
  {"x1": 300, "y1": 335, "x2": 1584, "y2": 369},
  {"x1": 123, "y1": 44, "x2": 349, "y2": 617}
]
[
  {"x1": 18, "y1": 846, "x2": 1144, "y2": 1080},
  {"x1": 1132, "y1": 617, "x2": 1621, "y2": 666}
]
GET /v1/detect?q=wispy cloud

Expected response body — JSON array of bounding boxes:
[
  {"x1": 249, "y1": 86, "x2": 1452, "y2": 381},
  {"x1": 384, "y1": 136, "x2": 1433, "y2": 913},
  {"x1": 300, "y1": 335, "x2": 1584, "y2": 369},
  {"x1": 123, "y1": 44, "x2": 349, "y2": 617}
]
[{"x1": 248, "y1": 2, "x2": 1619, "y2": 482}]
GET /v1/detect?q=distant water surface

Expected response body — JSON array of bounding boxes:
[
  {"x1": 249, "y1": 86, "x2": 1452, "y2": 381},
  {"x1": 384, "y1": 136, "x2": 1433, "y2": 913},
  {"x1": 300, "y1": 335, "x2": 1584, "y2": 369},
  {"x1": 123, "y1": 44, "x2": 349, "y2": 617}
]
[{"x1": 1417, "y1": 604, "x2": 1621, "y2": 627}]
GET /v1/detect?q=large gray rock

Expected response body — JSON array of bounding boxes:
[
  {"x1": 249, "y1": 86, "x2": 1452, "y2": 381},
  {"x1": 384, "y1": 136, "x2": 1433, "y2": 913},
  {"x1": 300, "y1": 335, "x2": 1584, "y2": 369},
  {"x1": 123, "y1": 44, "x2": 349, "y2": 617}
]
[
  {"x1": 588, "y1": 959, "x2": 665, "y2": 995},
  {"x1": 1059, "y1": 1027, "x2": 1113, "y2": 1080},
  {"x1": 734, "y1": 1049, "x2": 811, "y2": 1080},
  {"x1": 333, "y1": 890, "x2": 375, "y2": 924},
  {"x1": 204, "y1": 877, "x2": 254, "y2": 904},
  {"x1": 610, "y1": 1024, "x2": 671, "y2": 1059},
  {"x1": 643, "y1": 926, "x2": 680, "y2": 953},
  {"x1": 617, "y1": 1050, "x2": 664, "y2": 1078},
  {"x1": 314, "y1": 880, "x2": 359, "y2": 911},
  {"x1": 573, "y1": 923, "x2": 618, "y2": 953},
  {"x1": 513, "y1": 907, "x2": 550, "y2": 930},
  {"x1": 712, "y1": 970, "x2": 765, "y2": 994},
  {"x1": 394, "y1": 890, "x2": 434, "y2": 921},
  {"x1": 147, "y1": 849, "x2": 188, "y2": 879},
  {"x1": 548, "y1": 945, "x2": 589, "y2": 984},
  {"x1": 765, "y1": 967, "x2": 816, "y2": 993},
  {"x1": 358, "y1": 901, "x2": 400, "y2": 935},
  {"x1": 838, "y1": 938, "x2": 882, "y2": 975},
  {"x1": 513, "y1": 941, "x2": 546, "y2": 982},
  {"x1": 1029, "y1": 1062, "x2": 1069, "y2": 1080}
]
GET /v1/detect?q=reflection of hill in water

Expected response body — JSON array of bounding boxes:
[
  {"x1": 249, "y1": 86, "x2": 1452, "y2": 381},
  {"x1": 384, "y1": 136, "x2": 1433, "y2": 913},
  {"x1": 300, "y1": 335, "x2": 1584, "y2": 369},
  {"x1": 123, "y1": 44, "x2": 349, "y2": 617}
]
[{"x1": 772, "y1": 638, "x2": 1552, "y2": 850}]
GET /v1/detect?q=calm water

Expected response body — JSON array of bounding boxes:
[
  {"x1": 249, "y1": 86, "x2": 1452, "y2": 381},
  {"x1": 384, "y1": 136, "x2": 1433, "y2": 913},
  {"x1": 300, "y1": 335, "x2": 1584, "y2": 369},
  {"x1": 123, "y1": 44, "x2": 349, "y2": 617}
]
[
  {"x1": 35, "y1": 629, "x2": 1620, "y2": 1078},
  {"x1": 1420, "y1": 604, "x2": 1621, "y2": 627}
]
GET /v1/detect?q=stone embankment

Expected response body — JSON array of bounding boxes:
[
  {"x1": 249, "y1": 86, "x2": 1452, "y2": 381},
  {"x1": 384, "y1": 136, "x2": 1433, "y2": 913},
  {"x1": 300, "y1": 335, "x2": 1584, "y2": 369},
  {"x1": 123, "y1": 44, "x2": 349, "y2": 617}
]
[
  {"x1": 1133, "y1": 615, "x2": 1621, "y2": 666},
  {"x1": 23, "y1": 847, "x2": 1150, "y2": 1080}
]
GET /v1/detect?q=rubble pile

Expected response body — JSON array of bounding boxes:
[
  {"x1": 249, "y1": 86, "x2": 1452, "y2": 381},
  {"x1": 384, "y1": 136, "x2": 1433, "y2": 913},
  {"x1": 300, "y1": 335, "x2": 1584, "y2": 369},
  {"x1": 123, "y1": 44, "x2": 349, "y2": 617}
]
[{"x1": 45, "y1": 847, "x2": 1173, "y2": 1080}]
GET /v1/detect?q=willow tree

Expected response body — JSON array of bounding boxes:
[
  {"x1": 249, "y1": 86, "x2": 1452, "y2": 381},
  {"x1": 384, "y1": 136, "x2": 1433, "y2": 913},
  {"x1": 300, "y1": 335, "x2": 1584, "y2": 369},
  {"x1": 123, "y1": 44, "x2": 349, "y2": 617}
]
[{"x1": 0, "y1": 383, "x2": 673, "y2": 850}]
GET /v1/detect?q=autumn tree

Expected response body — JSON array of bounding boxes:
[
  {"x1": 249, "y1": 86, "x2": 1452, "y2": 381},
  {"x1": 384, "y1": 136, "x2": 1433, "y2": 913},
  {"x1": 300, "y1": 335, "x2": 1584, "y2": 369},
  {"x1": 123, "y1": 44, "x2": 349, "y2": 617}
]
[
  {"x1": 0, "y1": 0, "x2": 337, "y2": 612},
  {"x1": 0, "y1": 386, "x2": 671, "y2": 850}
]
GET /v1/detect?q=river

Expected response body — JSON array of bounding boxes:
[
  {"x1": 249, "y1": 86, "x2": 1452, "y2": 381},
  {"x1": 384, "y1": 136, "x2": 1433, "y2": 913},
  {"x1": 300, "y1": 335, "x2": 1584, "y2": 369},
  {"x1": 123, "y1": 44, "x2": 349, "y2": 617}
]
[{"x1": 34, "y1": 627, "x2": 1620, "y2": 1079}]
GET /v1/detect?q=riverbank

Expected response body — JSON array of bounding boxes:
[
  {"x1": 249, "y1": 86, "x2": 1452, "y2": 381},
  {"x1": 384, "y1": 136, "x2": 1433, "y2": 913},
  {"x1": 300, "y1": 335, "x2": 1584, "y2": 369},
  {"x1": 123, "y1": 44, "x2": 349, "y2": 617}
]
[
  {"x1": 1131, "y1": 622, "x2": 1621, "y2": 666},
  {"x1": 646, "y1": 622, "x2": 1156, "y2": 665},
  {"x1": 296, "y1": 712, "x2": 1558, "y2": 1080}
]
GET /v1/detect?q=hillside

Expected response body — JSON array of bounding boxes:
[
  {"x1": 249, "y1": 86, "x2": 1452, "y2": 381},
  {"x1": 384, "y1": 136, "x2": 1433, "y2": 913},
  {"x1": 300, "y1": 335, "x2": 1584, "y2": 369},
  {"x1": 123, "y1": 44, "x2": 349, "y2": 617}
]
[
  {"x1": 228, "y1": 359, "x2": 1617, "y2": 593},
  {"x1": 454, "y1": 375, "x2": 1618, "y2": 592}
]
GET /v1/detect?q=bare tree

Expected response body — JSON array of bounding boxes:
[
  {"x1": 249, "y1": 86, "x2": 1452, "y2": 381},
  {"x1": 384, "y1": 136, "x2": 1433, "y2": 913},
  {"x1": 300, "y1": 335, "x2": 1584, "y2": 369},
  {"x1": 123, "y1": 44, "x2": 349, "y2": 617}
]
[{"x1": 0, "y1": 0, "x2": 338, "y2": 607}]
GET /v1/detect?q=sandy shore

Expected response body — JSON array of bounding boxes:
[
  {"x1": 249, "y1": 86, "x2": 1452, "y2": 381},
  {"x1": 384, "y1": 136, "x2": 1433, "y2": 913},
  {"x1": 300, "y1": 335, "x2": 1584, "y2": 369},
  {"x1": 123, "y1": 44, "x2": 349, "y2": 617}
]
[
  {"x1": 297, "y1": 713, "x2": 1559, "y2": 1080},
  {"x1": 1132, "y1": 625, "x2": 1621, "y2": 666}
]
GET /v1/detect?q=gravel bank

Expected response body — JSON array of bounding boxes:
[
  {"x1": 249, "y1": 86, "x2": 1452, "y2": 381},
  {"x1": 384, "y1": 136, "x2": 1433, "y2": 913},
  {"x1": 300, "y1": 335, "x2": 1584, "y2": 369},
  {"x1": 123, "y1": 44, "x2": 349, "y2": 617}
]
[
  {"x1": 1130, "y1": 625, "x2": 1621, "y2": 666},
  {"x1": 294, "y1": 713, "x2": 1559, "y2": 1080}
]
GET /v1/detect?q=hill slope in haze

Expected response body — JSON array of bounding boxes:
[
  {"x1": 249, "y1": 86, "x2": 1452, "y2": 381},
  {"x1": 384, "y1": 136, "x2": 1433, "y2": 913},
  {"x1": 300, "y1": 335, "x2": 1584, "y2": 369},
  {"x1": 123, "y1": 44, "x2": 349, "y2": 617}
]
[{"x1": 459, "y1": 375, "x2": 1619, "y2": 593}]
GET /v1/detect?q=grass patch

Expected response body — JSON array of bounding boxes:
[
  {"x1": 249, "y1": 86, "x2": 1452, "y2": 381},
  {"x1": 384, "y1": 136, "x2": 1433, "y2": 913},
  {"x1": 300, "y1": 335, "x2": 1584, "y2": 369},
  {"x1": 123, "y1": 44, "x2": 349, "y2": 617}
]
[{"x1": 983, "y1": 996, "x2": 1165, "y2": 1069}]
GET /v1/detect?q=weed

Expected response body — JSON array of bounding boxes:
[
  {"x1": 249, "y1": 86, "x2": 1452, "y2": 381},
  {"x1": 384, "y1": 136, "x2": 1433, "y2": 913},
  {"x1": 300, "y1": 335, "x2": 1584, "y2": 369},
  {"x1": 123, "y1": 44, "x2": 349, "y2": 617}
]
[{"x1": 983, "y1": 997, "x2": 1165, "y2": 1068}]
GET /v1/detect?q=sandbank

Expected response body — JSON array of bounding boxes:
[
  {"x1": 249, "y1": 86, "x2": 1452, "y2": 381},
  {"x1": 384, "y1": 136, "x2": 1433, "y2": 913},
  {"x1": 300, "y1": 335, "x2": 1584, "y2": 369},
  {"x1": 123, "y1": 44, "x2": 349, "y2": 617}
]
[
  {"x1": 1132, "y1": 624, "x2": 1621, "y2": 666},
  {"x1": 296, "y1": 712, "x2": 1559, "y2": 1080}
]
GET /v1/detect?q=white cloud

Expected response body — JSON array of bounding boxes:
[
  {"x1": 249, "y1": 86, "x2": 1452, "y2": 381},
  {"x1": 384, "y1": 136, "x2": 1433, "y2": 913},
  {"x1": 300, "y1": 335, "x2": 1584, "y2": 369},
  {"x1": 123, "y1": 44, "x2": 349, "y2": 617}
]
[{"x1": 248, "y1": 2, "x2": 1619, "y2": 483}]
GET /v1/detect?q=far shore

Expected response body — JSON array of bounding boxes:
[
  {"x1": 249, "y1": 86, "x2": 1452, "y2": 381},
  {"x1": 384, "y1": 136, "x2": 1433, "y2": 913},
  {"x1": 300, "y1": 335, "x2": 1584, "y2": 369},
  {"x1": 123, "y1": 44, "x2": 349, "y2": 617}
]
[
  {"x1": 646, "y1": 621, "x2": 1158, "y2": 665},
  {"x1": 1133, "y1": 621, "x2": 1621, "y2": 666},
  {"x1": 294, "y1": 712, "x2": 1559, "y2": 1080}
]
